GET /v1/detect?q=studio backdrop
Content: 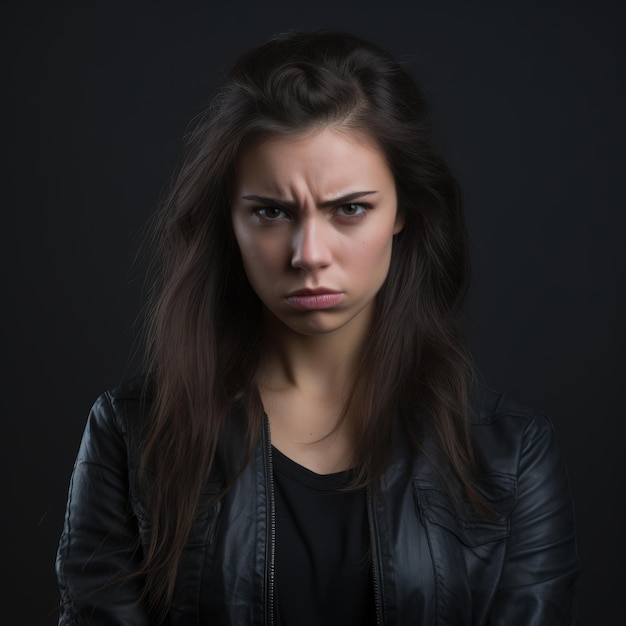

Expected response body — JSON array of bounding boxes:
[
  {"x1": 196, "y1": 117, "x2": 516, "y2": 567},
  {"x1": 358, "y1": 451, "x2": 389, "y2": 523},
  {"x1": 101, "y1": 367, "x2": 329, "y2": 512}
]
[{"x1": 2, "y1": 1, "x2": 624, "y2": 623}]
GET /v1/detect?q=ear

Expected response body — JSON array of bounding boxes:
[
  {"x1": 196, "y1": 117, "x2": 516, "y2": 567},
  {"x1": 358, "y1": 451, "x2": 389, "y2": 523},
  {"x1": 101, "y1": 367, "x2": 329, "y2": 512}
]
[{"x1": 393, "y1": 210, "x2": 405, "y2": 235}]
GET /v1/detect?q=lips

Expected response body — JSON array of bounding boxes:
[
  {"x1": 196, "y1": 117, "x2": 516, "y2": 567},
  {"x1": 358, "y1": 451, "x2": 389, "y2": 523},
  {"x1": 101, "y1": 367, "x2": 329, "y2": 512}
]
[
  {"x1": 285, "y1": 288, "x2": 343, "y2": 310},
  {"x1": 288, "y1": 288, "x2": 341, "y2": 297}
]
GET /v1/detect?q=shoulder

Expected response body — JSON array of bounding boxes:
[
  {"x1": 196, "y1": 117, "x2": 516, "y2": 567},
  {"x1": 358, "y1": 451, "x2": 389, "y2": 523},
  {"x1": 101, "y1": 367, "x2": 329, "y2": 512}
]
[
  {"x1": 469, "y1": 385, "x2": 560, "y2": 478},
  {"x1": 77, "y1": 376, "x2": 151, "y2": 466},
  {"x1": 95, "y1": 376, "x2": 150, "y2": 423},
  {"x1": 104, "y1": 375, "x2": 150, "y2": 414},
  {"x1": 471, "y1": 383, "x2": 549, "y2": 429}
]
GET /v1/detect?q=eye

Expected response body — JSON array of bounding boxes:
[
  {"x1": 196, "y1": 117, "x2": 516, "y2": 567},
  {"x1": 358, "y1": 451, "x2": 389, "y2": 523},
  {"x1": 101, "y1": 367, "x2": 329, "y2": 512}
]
[
  {"x1": 335, "y1": 203, "x2": 368, "y2": 219},
  {"x1": 254, "y1": 206, "x2": 288, "y2": 221}
]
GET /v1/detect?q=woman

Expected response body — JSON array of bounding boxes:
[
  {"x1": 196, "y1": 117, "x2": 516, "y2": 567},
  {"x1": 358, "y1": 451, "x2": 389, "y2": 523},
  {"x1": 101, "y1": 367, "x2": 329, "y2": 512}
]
[{"x1": 56, "y1": 31, "x2": 579, "y2": 625}]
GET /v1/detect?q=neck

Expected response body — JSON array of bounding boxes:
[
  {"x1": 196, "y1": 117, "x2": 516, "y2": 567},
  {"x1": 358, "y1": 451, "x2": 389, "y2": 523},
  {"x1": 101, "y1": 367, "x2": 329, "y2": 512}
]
[
  {"x1": 259, "y1": 305, "x2": 373, "y2": 398},
  {"x1": 257, "y1": 305, "x2": 375, "y2": 474}
]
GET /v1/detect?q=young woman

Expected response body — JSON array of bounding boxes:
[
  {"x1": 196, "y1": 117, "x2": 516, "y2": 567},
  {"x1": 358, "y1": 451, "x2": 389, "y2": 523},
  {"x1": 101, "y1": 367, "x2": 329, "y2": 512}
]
[{"x1": 56, "y1": 31, "x2": 579, "y2": 625}]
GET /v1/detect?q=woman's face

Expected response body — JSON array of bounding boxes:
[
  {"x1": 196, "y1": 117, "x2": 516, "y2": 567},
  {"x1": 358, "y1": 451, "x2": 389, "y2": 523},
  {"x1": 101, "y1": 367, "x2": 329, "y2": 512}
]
[{"x1": 231, "y1": 126, "x2": 404, "y2": 339}]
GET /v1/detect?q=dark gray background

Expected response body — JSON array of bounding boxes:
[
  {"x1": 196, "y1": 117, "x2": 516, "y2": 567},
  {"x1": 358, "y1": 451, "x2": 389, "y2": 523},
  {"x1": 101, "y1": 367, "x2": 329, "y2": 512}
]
[{"x1": 2, "y1": 0, "x2": 624, "y2": 623}]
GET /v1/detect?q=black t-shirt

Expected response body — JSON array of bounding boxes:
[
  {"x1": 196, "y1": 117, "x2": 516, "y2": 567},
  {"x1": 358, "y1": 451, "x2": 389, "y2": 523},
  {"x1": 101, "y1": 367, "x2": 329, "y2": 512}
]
[{"x1": 272, "y1": 446, "x2": 376, "y2": 625}]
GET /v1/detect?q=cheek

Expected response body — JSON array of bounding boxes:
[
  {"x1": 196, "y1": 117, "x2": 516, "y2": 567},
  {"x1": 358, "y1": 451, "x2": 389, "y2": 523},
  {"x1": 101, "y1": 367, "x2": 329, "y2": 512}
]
[
  {"x1": 237, "y1": 238, "x2": 286, "y2": 294},
  {"x1": 244, "y1": 239, "x2": 281, "y2": 268},
  {"x1": 232, "y1": 220, "x2": 250, "y2": 248},
  {"x1": 233, "y1": 224, "x2": 260, "y2": 267},
  {"x1": 352, "y1": 232, "x2": 395, "y2": 287},
  {"x1": 358, "y1": 229, "x2": 394, "y2": 265},
  {"x1": 232, "y1": 225, "x2": 259, "y2": 284}
]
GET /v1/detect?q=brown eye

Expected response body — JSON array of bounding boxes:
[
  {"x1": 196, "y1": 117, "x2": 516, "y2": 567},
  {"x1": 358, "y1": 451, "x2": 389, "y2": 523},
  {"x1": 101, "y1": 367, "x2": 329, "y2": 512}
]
[
  {"x1": 336, "y1": 203, "x2": 367, "y2": 218},
  {"x1": 256, "y1": 207, "x2": 287, "y2": 220}
]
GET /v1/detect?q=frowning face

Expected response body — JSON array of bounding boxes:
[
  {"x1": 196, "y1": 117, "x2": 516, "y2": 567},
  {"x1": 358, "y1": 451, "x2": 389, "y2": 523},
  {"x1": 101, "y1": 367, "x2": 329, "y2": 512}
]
[{"x1": 231, "y1": 126, "x2": 404, "y2": 340}]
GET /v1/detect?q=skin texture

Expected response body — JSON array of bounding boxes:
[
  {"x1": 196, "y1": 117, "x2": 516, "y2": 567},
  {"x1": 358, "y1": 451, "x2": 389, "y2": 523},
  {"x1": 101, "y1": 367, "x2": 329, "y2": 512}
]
[{"x1": 231, "y1": 126, "x2": 404, "y2": 472}]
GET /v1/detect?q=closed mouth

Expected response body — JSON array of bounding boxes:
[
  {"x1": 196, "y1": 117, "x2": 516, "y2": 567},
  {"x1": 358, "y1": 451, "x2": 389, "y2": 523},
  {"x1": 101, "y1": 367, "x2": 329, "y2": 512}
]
[
  {"x1": 285, "y1": 289, "x2": 344, "y2": 310},
  {"x1": 287, "y1": 288, "x2": 341, "y2": 297}
]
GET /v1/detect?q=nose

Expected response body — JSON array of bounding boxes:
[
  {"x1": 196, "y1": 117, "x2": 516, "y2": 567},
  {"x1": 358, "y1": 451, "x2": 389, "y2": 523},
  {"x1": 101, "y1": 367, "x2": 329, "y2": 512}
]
[{"x1": 291, "y1": 217, "x2": 332, "y2": 272}]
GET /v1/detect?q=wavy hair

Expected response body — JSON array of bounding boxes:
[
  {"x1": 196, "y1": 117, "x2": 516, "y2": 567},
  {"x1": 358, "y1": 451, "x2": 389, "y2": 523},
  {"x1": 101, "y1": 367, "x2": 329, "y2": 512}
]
[{"x1": 140, "y1": 30, "x2": 481, "y2": 618}]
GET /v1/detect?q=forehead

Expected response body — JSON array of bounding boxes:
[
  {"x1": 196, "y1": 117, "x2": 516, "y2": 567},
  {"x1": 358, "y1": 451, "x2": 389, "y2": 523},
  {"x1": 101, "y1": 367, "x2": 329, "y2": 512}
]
[{"x1": 235, "y1": 126, "x2": 393, "y2": 196}]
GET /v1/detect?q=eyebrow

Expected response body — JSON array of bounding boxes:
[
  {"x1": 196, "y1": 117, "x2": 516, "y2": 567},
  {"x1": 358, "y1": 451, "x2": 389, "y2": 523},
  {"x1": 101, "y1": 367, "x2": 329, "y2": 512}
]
[{"x1": 241, "y1": 190, "x2": 378, "y2": 210}]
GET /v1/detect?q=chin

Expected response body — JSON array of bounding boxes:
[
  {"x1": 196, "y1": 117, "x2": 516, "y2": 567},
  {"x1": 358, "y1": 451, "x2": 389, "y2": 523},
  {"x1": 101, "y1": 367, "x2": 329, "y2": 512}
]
[
  {"x1": 284, "y1": 316, "x2": 345, "y2": 336},
  {"x1": 288, "y1": 309, "x2": 373, "y2": 338}
]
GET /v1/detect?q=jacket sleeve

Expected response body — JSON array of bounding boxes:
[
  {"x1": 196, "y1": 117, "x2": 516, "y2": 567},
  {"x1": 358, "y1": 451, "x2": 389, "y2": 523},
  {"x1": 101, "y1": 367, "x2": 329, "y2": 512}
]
[
  {"x1": 56, "y1": 392, "x2": 151, "y2": 625},
  {"x1": 489, "y1": 412, "x2": 580, "y2": 625}
]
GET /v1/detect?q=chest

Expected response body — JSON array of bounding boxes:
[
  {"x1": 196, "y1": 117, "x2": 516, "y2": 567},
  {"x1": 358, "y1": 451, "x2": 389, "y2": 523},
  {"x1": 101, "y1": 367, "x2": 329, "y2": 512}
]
[{"x1": 147, "y1": 443, "x2": 512, "y2": 625}]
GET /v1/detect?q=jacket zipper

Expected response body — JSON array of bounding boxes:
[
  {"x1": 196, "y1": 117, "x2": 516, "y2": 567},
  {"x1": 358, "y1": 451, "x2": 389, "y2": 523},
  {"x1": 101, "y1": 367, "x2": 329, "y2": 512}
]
[
  {"x1": 264, "y1": 417, "x2": 382, "y2": 625},
  {"x1": 262, "y1": 414, "x2": 277, "y2": 626},
  {"x1": 367, "y1": 487, "x2": 385, "y2": 626}
]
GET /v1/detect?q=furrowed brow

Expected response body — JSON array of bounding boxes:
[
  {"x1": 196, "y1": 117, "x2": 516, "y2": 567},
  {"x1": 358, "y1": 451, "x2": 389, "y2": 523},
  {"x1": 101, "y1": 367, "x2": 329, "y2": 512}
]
[
  {"x1": 241, "y1": 190, "x2": 378, "y2": 210},
  {"x1": 241, "y1": 195, "x2": 298, "y2": 210},
  {"x1": 318, "y1": 190, "x2": 378, "y2": 208}
]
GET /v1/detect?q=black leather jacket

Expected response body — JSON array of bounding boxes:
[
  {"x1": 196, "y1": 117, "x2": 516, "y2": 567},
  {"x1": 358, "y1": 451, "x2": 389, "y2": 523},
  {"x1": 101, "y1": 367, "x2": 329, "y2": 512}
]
[{"x1": 56, "y1": 380, "x2": 579, "y2": 624}]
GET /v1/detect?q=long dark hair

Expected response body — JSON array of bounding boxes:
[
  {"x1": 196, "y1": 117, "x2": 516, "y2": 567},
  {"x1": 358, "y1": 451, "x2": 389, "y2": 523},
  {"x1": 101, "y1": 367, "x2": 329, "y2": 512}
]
[{"x1": 140, "y1": 30, "x2": 481, "y2": 618}]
